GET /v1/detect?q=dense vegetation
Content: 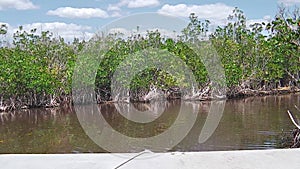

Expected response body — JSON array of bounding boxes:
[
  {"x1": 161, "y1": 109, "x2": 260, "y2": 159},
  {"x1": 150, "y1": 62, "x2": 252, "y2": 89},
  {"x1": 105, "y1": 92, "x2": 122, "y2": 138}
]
[{"x1": 0, "y1": 7, "x2": 299, "y2": 110}]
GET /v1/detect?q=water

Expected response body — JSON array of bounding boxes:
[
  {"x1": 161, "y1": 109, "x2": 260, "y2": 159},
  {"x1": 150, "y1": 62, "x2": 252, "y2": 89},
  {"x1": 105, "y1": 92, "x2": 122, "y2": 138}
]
[{"x1": 0, "y1": 94, "x2": 299, "y2": 153}]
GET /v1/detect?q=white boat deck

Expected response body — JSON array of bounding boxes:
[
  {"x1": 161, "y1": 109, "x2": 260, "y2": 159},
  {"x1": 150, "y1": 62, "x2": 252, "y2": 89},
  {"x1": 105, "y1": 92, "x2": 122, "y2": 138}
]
[{"x1": 1, "y1": 149, "x2": 300, "y2": 169}]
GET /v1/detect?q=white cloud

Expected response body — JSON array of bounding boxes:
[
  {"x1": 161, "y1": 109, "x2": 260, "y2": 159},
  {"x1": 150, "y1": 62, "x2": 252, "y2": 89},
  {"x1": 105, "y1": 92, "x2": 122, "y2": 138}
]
[
  {"x1": 247, "y1": 19, "x2": 267, "y2": 28},
  {"x1": 278, "y1": 0, "x2": 300, "y2": 6},
  {"x1": 245, "y1": 16, "x2": 273, "y2": 36},
  {"x1": 47, "y1": 7, "x2": 109, "y2": 19},
  {"x1": 246, "y1": 15, "x2": 272, "y2": 27},
  {"x1": 2, "y1": 21, "x2": 94, "y2": 43},
  {"x1": 108, "y1": 27, "x2": 131, "y2": 35},
  {"x1": 157, "y1": 3, "x2": 234, "y2": 26},
  {"x1": 263, "y1": 15, "x2": 272, "y2": 21},
  {"x1": 0, "y1": 0, "x2": 38, "y2": 10},
  {"x1": 127, "y1": 0, "x2": 160, "y2": 8},
  {"x1": 107, "y1": 4, "x2": 121, "y2": 11},
  {"x1": 108, "y1": 0, "x2": 160, "y2": 10},
  {"x1": 146, "y1": 28, "x2": 181, "y2": 39},
  {"x1": 105, "y1": 27, "x2": 181, "y2": 40},
  {"x1": 0, "y1": 22, "x2": 15, "y2": 47},
  {"x1": 13, "y1": 22, "x2": 94, "y2": 41},
  {"x1": 110, "y1": 11, "x2": 122, "y2": 17}
]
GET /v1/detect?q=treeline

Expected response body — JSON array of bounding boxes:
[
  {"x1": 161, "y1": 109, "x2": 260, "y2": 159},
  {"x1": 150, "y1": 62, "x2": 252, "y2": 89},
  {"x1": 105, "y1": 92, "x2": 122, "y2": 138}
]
[
  {"x1": 211, "y1": 7, "x2": 300, "y2": 96},
  {"x1": 0, "y1": 7, "x2": 299, "y2": 110},
  {"x1": 0, "y1": 28, "x2": 81, "y2": 109}
]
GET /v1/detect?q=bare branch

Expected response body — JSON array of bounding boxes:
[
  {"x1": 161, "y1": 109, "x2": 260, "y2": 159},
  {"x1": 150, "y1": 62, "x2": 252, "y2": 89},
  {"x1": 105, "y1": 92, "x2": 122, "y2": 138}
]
[
  {"x1": 285, "y1": 69, "x2": 299, "y2": 82},
  {"x1": 294, "y1": 105, "x2": 300, "y2": 112},
  {"x1": 287, "y1": 110, "x2": 300, "y2": 129}
]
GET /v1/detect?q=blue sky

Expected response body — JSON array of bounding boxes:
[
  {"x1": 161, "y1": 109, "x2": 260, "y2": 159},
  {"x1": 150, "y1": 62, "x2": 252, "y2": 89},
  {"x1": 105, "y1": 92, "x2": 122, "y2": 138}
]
[{"x1": 0, "y1": 0, "x2": 299, "y2": 41}]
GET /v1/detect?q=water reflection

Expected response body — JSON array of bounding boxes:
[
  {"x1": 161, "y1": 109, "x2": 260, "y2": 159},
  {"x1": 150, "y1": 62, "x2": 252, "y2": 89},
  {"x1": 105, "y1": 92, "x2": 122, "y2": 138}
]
[
  {"x1": 198, "y1": 100, "x2": 225, "y2": 143},
  {"x1": 75, "y1": 100, "x2": 200, "y2": 152},
  {"x1": 0, "y1": 94, "x2": 299, "y2": 153},
  {"x1": 114, "y1": 101, "x2": 169, "y2": 123}
]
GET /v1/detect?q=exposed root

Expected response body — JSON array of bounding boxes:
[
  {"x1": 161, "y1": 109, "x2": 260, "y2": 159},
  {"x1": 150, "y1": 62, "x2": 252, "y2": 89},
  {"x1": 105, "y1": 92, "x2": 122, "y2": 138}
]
[
  {"x1": 1, "y1": 84, "x2": 299, "y2": 112},
  {"x1": 143, "y1": 85, "x2": 168, "y2": 101}
]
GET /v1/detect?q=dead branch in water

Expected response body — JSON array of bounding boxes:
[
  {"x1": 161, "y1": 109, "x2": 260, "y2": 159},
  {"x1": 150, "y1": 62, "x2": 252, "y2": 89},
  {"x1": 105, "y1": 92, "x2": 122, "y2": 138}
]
[
  {"x1": 294, "y1": 105, "x2": 300, "y2": 112},
  {"x1": 287, "y1": 108, "x2": 300, "y2": 148},
  {"x1": 287, "y1": 110, "x2": 300, "y2": 129}
]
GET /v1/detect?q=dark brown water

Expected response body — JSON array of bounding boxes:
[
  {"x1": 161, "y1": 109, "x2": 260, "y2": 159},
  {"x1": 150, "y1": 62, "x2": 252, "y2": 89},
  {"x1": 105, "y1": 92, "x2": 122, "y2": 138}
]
[{"x1": 0, "y1": 94, "x2": 299, "y2": 153}]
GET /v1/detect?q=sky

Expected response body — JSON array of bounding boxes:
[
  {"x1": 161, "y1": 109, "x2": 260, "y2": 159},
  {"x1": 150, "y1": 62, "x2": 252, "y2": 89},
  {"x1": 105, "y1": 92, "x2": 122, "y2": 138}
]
[{"x1": 0, "y1": 0, "x2": 300, "y2": 41}]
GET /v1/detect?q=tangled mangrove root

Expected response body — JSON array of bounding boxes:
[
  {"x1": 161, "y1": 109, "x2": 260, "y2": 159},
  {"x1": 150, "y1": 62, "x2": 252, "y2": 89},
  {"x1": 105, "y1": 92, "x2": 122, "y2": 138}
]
[
  {"x1": 287, "y1": 105, "x2": 300, "y2": 148},
  {"x1": 0, "y1": 94, "x2": 70, "y2": 112}
]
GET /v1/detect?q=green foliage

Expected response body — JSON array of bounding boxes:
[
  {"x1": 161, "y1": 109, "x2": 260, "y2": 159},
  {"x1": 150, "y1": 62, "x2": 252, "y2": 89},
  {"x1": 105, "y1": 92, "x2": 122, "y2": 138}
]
[
  {"x1": 0, "y1": 27, "x2": 78, "y2": 104},
  {"x1": 211, "y1": 6, "x2": 300, "y2": 89},
  {"x1": 0, "y1": 6, "x2": 299, "y2": 106}
]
